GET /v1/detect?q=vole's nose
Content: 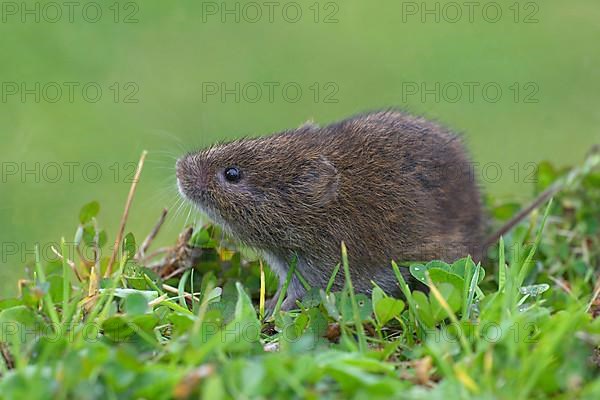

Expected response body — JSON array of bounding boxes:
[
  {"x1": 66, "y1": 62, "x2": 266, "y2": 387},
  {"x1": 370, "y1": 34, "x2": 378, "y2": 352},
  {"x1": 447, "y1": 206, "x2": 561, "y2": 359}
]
[{"x1": 176, "y1": 154, "x2": 208, "y2": 200}]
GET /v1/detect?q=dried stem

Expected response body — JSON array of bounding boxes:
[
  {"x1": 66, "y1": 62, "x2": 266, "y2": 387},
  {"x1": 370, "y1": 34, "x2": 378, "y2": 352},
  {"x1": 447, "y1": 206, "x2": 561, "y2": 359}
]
[
  {"x1": 105, "y1": 150, "x2": 148, "y2": 277},
  {"x1": 50, "y1": 246, "x2": 83, "y2": 282},
  {"x1": 136, "y1": 208, "x2": 168, "y2": 260},
  {"x1": 162, "y1": 283, "x2": 200, "y2": 302}
]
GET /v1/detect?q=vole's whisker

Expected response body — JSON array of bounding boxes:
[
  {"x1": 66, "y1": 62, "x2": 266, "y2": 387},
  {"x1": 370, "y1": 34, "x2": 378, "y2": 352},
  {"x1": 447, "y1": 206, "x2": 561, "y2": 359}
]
[
  {"x1": 148, "y1": 149, "x2": 182, "y2": 157},
  {"x1": 145, "y1": 165, "x2": 177, "y2": 170},
  {"x1": 169, "y1": 196, "x2": 186, "y2": 225},
  {"x1": 183, "y1": 204, "x2": 193, "y2": 228},
  {"x1": 145, "y1": 129, "x2": 188, "y2": 152}
]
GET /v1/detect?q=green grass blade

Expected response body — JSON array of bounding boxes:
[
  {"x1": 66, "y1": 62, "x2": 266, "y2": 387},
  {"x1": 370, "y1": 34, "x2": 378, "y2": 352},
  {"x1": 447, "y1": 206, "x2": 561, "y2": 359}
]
[
  {"x1": 341, "y1": 242, "x2": 367, "y2": 352},
  {"x1": 34, "y1": 245, "x2": 61, "y2": 329},
  {"x1": 326, "y1": 263, "x2": 340, "y2": 294},
  {"x1": 60, "y1": 238, "x2": 71, "y2": 325},
  {"x1": 178, "y1": 269, "x2": 191, "y2": 309},
  {"x1": 391, "y1": 260, "x2": 421, "y2": 335},
  {"x1": 498, "y1": 236, "x2": 506, "y2": 292},
  {"x1": 516, "y1": 199, "x2": 553, "y2": 287}
]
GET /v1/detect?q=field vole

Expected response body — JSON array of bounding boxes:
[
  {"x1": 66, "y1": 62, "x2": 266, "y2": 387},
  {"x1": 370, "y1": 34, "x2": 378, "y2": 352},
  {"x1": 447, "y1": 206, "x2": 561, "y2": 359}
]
[{"x1": 176, "y1": 110, "x2": 485, "y2": 310}]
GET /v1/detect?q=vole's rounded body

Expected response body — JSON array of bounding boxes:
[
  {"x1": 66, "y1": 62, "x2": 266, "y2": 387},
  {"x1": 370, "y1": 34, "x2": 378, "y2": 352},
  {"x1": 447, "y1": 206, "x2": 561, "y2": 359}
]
[{"x1": 177, "y1": 110, "x2": 484, "y2": 309}]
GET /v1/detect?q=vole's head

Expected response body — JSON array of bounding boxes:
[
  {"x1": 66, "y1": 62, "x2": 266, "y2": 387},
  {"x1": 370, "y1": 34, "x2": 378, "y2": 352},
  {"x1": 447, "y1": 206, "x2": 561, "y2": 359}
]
[{"x1": 176, "y1": 128, "x2": 339, "y2": 248}]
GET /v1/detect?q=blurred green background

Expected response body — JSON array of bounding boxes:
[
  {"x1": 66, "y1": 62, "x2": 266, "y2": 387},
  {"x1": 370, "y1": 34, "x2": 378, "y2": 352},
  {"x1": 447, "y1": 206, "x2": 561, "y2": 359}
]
[{"x1": 0, "y1": 0, "x2": 598, "y2": 295}]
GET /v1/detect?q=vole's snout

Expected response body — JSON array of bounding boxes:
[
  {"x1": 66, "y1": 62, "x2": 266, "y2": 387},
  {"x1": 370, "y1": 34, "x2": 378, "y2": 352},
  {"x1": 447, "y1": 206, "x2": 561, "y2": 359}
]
[
  {"x1": 175, "y1": 153, "x2": 208, "y2": 202},
  {"x1": 174, "y1": 157, "x2": 185, "y2": 181},
  {"x1": 175, "y1": 156, "x2": 190, "y2": 197}
]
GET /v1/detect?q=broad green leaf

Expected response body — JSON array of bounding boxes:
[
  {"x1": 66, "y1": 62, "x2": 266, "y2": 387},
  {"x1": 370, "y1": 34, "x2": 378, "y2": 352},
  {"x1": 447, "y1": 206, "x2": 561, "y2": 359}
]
[
  {"x1": 409, "y1": 264, "x2": 428, "y2": 284},
  {"x1": 429, "y1": 268, "x2": 465, "y2": 291},
  {"x1": 124, "y1": 292, "x2": 149, "y2": 315},
  {"x1": 412, "y1": 291, "x2": 434, "y2": 328},
  {"x1": 340, "y1": 293, "x2": 372, "y2": 322},
  {"x1": 429, "y1": 282, "x2": 461, "y2": 322},
  {"x1": 79, "y1": 201, "x2": 100, "y2": 224},
  {"x1": 371, "y1": 286, "x2": 386, "y2": 309},
  {"x1": 0, "y1": 305, "x2": 48, "y2": 344},
  {"x1": 374, "y1": 297, "x2": 405, "y2": 326},
  {"x1": 321, "y1": 290, "x2": 340, "y2": 320},
  {"x1": 102, "y1": 316, "x2": 136, "y2": 341},
  {"x1": 191, "y1": 228, "x2": 211, "y2": 246},
  {"x1": 426, "y1": 260, "x2": 451, "y2": 271},
  {"x1": 122, "y1": 232, "x2": 137, "y2": 259}
]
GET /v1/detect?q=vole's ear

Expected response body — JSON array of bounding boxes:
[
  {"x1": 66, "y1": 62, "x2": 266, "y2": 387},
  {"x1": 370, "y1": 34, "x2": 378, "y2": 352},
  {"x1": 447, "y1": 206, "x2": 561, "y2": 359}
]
[
  {"x1": 298, "y1": 119, "x2": 319, "y2": 131},
  {"x1": 300, "y1": 156, "x2": 339, "y2": 207}
]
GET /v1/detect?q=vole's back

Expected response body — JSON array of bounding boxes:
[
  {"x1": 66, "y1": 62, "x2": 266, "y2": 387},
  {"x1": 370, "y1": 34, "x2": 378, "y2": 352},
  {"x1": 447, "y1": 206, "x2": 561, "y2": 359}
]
[
  {"x1": 295, "y1": 111, "x2": 483, "y2": 293},
  {"x1": 177, "y1": 110, "x2": 484, "y2": 308}
]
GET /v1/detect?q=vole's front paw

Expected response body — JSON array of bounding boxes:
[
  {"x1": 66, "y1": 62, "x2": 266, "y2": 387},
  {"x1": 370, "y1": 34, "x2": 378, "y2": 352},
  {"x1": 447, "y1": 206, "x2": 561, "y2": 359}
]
[
  {"x1": 265, "y1": 277, "x2": 305, "y2": 313},
  {"x1": 264, "y1": 293, "x2": 300, "y2": 313},
  {"x1": 280, "y1": 295, "x2": 300, "y2": 311}
]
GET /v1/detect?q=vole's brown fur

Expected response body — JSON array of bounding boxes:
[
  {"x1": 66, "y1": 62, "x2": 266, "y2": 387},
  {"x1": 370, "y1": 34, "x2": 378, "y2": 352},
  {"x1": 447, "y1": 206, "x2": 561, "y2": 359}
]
[{"x1": 176, "y1": 110, "x2": 484, "y2": 309}]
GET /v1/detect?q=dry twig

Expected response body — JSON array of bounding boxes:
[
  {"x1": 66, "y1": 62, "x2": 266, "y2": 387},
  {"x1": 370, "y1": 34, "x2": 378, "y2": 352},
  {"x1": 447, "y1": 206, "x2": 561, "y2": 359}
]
[{"x1": 105, "y1": 150, "x2": 148, "y2": 276}]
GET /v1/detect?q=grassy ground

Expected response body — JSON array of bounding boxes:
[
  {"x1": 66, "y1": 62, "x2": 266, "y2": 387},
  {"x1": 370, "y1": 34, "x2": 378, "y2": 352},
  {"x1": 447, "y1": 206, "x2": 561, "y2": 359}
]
[{"x1": 0, "y1": 152, "x2": 598, "y2": 399}]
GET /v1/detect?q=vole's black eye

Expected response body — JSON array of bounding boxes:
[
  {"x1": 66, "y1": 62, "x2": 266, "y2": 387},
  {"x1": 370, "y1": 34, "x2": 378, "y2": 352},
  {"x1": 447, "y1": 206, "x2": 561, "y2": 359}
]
[{"x1": 224, "y1": 167, "x2": 241, "y2": 183}]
